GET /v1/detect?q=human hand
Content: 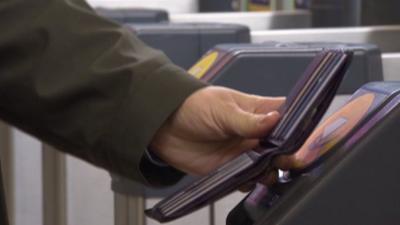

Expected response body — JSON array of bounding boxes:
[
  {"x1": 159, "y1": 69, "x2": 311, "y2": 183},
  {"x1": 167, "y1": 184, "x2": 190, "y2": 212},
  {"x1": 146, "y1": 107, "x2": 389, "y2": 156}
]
[{"x1": 150, "y1": 86, "x2": 285, "y2": 176}]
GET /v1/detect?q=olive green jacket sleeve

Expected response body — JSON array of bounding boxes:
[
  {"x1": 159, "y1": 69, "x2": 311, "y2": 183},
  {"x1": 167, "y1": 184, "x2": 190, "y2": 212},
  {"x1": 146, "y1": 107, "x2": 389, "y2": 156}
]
[{"x1": 0, "y1": 0, "x2": 206, "y2": 186}]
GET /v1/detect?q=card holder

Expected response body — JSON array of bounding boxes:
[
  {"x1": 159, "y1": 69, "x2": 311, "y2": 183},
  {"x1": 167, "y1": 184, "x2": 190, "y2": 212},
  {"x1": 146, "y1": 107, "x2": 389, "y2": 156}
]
[{"x1": 146, "y1": 49, "x2": 353, "y2": 223}]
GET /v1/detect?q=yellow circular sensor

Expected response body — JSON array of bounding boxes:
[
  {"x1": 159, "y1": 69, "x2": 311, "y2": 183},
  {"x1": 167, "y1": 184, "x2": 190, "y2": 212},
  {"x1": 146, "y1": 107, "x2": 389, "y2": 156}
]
[{"x1": 188, "y1": 51, "x2": 219, "y2": 79}]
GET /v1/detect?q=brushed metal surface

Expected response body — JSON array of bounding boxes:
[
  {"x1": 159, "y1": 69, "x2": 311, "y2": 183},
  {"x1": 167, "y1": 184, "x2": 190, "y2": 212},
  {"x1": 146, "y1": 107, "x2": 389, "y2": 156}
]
[
  {"x1": 171, "y1": 11, "x2": 311, "y2": 31},
  {"x1": 66, "y1": 156, "x2": 114, "y2": 225},
  {"x1": 382, "y1": 53, "x2": 400, "y2": 81},
  {"x1": 252, "y1": 26, "x2": 400, "y2": 52},
  {"x1": 42, "y1": 145, "x2": 66, "y2": 225},
  {"x1": 13, "y1": 129, "x2": 42, "y2": 225}
]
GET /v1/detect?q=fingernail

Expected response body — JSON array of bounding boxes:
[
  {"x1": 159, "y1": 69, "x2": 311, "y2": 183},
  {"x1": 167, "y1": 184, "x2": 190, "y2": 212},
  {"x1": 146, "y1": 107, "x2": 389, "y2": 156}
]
[
  {"x1": 266, "y1": 111, "x2": 280, "y2": 118},
  {"x1": 259, "y1": 111, "x2": 280, "y2": 126}
]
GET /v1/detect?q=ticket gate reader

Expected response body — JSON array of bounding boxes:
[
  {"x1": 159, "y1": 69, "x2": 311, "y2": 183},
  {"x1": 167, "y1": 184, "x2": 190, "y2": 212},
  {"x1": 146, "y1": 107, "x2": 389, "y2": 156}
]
[
  {"x1": 128, "y1": 23, "x2": 250, "y2": 69},
  {"x1": 190, "y1": 42, "x2": 383, "y2": 95},
  {"x1": 227, "y1": 82, "x2": 400, "y2": 225},
  {"x1": 96, "y1": 8, "x2": 169, "y2": 23},
  {"x1": 112, "y1": 42, "x2": 383, "y2": 225}
]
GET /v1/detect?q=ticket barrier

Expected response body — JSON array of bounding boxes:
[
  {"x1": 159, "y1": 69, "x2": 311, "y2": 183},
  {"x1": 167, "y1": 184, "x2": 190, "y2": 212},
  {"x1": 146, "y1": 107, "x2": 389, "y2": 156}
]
[
  {"x1": 198, "y1": 0, "x2": 296, "y2": 12},
  {"x1": 129, "y1": 23, "x2": 250, "y2": 69},
  {"x1": 170, "y1": 11, "x2": 311, "y2": 31},
  {"x1": 187, "y1": 42, "x2": 384, "y2": 223},
  {"x1": 311, "y1": 0, "x2": 400, "y2": 27},
  {"x1": 96, "y1": 8, "x2": 169, "y2": 24},
  {"x1": 227, "y1": 81, "x2": 400, "y2": 225},
  {"x1": 114, "y1": 42, "x2": 383, "y2": 225},
  {"x1": 190, "y1": 42, "x2": 382, "y2": 95}
]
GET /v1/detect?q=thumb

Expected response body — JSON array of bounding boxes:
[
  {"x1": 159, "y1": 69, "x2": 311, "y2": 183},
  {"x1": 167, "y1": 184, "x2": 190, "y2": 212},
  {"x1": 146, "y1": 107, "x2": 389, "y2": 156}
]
[{"x1": 227, "y1": 110, "x2": 280, "y2": 138}]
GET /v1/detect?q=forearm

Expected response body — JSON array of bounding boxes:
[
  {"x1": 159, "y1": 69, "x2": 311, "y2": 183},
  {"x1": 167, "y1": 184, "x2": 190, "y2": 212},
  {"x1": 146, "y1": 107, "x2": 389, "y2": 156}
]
[{"x1": 0, "y1": 0, "x2": 205, "y2": 185}]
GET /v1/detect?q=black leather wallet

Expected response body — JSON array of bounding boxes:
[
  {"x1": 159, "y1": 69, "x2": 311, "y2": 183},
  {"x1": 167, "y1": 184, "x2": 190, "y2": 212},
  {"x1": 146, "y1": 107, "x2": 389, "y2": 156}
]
[{"x1": 146, "y1": 49, "x2": 353, "y2": 223}]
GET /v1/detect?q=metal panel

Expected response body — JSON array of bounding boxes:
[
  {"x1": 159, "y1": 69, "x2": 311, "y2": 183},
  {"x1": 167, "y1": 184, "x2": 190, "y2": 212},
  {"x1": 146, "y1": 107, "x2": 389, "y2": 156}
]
[
  {"x1": 42, "y1": 145, "x2": 66, "y2": 225},
  {"x1": 13, "y1": 129, "x2": 43, "y2": 225},
  {"x1": 0, "y1": 168, "x2": 8, "y2": 225},
  {"x1": 132, "y1": 23, "x2": 250, "y2": 69},
  {"x1": 382, "y1": 53, "x2": 400, "y2": 81},
  {"x1": 114, "y1": 193, "x2": 145, "y2": 225},
  {"x1": 251, "y1": 26, "x2": 400, "y2": 52},
  {"x1": 214, "y1": 192, "x2": 247, "y2": 225},
  {"x1": 0, "y1": 122, "x2": 12, "y2": 225},
  {"x1": 171, "y1": 11, "x2": 311, "y2": 31},
  {"x1": 42, "y1": 149, "x2": 114, "y2": 225},
  {"x1": 0, "y1": 126, "x2": 46, "y2": 225},
  {"x1": 66, "y1": 156, "x2": 114, "y2": 225}
]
